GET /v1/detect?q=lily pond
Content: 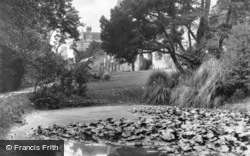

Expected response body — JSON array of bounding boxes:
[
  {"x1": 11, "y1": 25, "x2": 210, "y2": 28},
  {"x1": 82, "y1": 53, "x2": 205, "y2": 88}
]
[
  {"x1": 7, "y1": 106, "x2": 250, "y2": 156},
  {"x1": 29, "y1": 106, "x2": 250, "y2": 156}
]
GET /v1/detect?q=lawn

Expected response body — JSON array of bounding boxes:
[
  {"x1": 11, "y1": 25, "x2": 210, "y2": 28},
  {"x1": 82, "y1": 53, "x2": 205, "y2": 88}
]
[
  {"x1": 87, "y1": 70, "x2": 152, "y2": 104},
  {"x1": 88, "y1": 70, "x2": 152, "y2": 91}
]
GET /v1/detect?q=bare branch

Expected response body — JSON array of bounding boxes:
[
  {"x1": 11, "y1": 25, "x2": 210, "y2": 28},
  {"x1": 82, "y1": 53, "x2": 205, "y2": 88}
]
[
  {"x1": 177, "y1": 40, "x2": 186, "y2": 52},
  {"x1": 185, "y1": 24, "x2": 197, "y2": 41},
  {"x1": 188, "y1": 31, "x2": 192, "y2": 49}
]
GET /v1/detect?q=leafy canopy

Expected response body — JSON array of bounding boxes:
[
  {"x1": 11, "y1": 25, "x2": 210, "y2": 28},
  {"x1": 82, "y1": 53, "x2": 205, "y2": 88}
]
[
  {"x1": 100, "y1": 0, "x2": 206, "y2": 72},
  {"x1": 0, "y1": 0, "x2": 82, "y2": 92}
]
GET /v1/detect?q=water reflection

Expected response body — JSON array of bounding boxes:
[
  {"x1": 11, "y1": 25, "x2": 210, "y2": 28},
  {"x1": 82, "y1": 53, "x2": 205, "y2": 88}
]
[{"x1": 64, "y1": 141, "x2": 162, "y2": 156}]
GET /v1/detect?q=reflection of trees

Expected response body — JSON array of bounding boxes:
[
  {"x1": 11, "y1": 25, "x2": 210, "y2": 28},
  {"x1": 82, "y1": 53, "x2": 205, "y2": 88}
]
[
  {"x1": 69, "y1": 142, "x2": 108, "y2": 156},
  {"x1": 66, "y1": 142, "x2": 161, "y2": 156},
  {"x1": 107, "y1": 146, "x2": 160, "y2": 156}
]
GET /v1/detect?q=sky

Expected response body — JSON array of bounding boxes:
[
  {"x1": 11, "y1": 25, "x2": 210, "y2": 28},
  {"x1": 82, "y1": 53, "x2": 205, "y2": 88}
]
[
  {"x1": 72, "y1": 0, "x2": 117, "y2": 32},
  {"x1": 72, "y1": 0, "x2": 217, "y2": 33}
]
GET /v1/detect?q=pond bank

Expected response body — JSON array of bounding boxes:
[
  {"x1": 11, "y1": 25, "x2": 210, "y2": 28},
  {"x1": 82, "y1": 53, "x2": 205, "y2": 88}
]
[
  {"x1": 0, "y1": 93, "x2": 34, "y2": 139},
  {"x1": 6, "y1": 104, "x2": 147, "y2": 139}
]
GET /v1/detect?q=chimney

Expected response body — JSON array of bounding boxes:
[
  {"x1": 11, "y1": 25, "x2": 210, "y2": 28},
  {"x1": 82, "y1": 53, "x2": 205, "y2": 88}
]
[{"x1": 86, "y1": 26, "x2": 92, "y2": 32}]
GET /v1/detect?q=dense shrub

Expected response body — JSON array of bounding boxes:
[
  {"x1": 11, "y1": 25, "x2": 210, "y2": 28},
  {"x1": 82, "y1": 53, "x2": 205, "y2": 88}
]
[
  {"x1": 102, "y1": 71, "x2": 111, "y2": 81},
  {"x1": 72, "y1": 62, "x2": 91, "y2": 90},
  {"x1": 170, "y1": 24, "x2": 250, "y2": 108},
  {"x1": 30, "y1": 83, "x2": 91, "y2": 109},
  {"x1": 30, "y1": 61, "x2": 95, "y2": 109},
  {"x1": 220, "y1": 24, "x2": 250, "y2": 99},
  {"x1": 143, "y1": 70, "x2": 179, "y2": 104},
  {"x1": 29, "y1": 86, "x2": 62, "y2": 109},
  {"x1": 171, "y1": 59, "x2": 224, "y2": 108},
  {"x1": 229, "y1": 89, "x2": 248, "y2": 103},
  {"x1": 29, "y1": 51, "x2": 68, "y2": 92},
  {"x1": 0, "y1": 45, "x2": 25, "y2": 92}
]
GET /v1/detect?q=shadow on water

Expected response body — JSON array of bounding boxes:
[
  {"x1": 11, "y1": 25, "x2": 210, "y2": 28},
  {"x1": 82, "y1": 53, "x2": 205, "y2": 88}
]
[{"x1": 65, "y1": 141, "x2": 165, "y2": 156}]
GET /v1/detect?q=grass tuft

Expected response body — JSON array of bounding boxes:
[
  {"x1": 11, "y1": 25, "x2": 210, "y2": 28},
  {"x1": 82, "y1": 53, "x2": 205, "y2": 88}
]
[
  {"x1": 143, "y1": 70, "x2": 179, "y2": 105},
  {"x1": 171, "y1": 58, "x2": 223, "y2": 108}
]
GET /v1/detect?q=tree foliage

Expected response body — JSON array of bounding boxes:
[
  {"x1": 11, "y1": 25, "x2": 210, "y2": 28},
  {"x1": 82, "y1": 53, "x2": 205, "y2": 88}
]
[
  {"x1": 100, "y1": 0, "x2": 206, "y2": 73},
  {"x1": 0, "y1": 0, "x2": 82, "y2": 92},
  {"x1": 85, "y1": 41, "x2": 103, "y2": 57},
  {"x1": 28, "y1": 50, "x2": 68, "y2": 92},
  {"x1": 30, "y1": 60, "x2": 93, "y2": 109},
  {"x1": 100, "y1": 9, "x2": 139, "y2": 66},
  {"x1": 100, "y1": 0, "x2": 250, "y2": 73},
  {"x1": 0, "y1": 45, "x2": 25, "y2": 92},
  {"x1": 221, "y1": 24, "x2": 250, "y2": 97},
  {"x1": 208, "y1": 0, "x2": 250, "y2": 54}
]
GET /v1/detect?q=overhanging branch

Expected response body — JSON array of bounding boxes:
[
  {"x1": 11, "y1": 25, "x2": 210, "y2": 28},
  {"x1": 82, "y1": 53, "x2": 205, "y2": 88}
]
[{"x1": 185, "y1": 24, "x2": 197, "y2": 41}]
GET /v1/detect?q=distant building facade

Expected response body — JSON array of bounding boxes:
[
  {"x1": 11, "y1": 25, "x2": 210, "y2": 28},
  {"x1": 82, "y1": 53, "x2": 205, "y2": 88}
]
[
  {"x1": 58, "y1": 26, "x2": 102, "y2": 64},
  {"x1": 77, "y1": 26, "x2": 101, "y2": 51}
]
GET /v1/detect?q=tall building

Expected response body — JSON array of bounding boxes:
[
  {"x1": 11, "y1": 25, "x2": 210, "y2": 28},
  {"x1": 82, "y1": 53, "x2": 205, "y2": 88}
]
[{"x1": 77, "y1": 26, "x2": 101, "y2": 51}]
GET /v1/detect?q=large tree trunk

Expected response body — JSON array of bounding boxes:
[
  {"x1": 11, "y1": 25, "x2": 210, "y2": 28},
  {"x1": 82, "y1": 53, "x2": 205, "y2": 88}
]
[
  {"x1": 196, "y1": 0, "x2": 211, "y2": 49},
  {"x1": 131, "y1": 62, "x2": 135, "y2": 71},
  {"x1": 170, "y1": 53, "x2": 185, "y2": 74},
  {"x1": 188, "y1": 29, "x2": 192, "y2": 49},
  {"x1": 0, "y1": 57, "x2": 3, "y2": 92},
  {"x1": 34, "y1": 80, "x2": 39, "y2": 93},
  {"x1": 219, "y1": 4, "x2": 232, "y2": 49}
]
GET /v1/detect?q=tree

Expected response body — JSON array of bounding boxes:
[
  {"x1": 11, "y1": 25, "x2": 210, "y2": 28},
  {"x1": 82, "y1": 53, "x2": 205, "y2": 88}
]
[
  {"x1": 29, "y1": 49, "x2": 67, "y2": 92},
  {"x1": 0, "y1": 45, "x2": 25, "y2": 92},
  {"x1": 221, "y1": 24, "x2": 250, "y2": 97},
  {"x1": 100, "y1": 9, "x2": 140, "y2": 71},
  {"x1": 29, "y1": 0, "x2": 82, "y2": 41},
  {"x1": 208, "y1": 0, "x2": 250, "y2": 51},
  {"x1": 0, "y1": 0, "x2": 82, "y2": 92},
  {"x1": 100, "y1": 0, "x2": 212, "y2": 73},
  {"x1": 86, "y1": 41, "x2": 103, "y2": 57}
]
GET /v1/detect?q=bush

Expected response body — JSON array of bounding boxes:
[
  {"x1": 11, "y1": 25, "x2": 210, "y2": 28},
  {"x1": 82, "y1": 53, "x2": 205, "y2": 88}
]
[
  {"x1": 171, "y1": 24, "x2": 250, "y2": 108},
  {"x1": 30, "y1": 61, "x2": 94, "y2": 109},
  {"x1": 143, "y1": 70, "x2": 179, "y2": 104},
  {"x1": 27, "y1": 51, "x2": 68, "y2": 92},
  {"x1": 220, "y1": 24, "x2": 250, "y2": 99},
  {"x1": 29, "y1": 84, "x2": 95, "y2": 109},
  {"x1": 0, "y1": 45, "x2": 25, "y2": 92},
  {"x1": 102, "y1": 71, "x2": 111, "y2": 81},
  {"x1": 171, "y1": 58, "x2": 224, "y2": 108},
  {"x1": 29, "y1": 86, "x2": 61, "y2": 109},
  {"x1": 229, "y1": 89, "x2": 248, "y2": 103}
]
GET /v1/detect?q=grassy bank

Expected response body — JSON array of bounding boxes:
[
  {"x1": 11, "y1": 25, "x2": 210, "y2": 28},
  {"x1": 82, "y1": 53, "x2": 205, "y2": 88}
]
[
  {"x1": 87, "y1": 70, "x2": 152, "y2": 104},
  {"x1": 0, "y1": 93, "x2": 33, "y2": 139}
]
